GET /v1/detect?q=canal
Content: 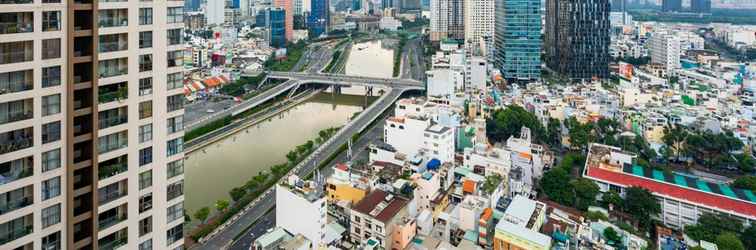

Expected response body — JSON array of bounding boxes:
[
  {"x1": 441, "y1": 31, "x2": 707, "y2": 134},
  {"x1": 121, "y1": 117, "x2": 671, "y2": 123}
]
[{"x1": 185, "y1": 40, "x2": 394, "y2": 215}]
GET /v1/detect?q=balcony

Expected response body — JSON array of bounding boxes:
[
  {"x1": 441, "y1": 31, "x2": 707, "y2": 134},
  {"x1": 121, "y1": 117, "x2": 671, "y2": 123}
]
[
  {"x1": 98, "y1": 83, "x2": 127, "y2": 104},
  {"x1": 0, "y1": 127, "x2": 33, "y2": 155},
  {"x1": 98, "y1": 231, "x2": 127, "y2": 250},
  {"x1": 73, "y1": 62, "x2": 93, "y2": 84},
  {"x1": 98, "y1": 58, "x2": 128, "y2": 78},
  {"x1": 0, "y1": 157, "x2": 33, "y2": 185},
  {"x1": 73, "y1": 114, "x2": 93, "y2": 137},
  {"x1": 99, "y1": 33, "x2": 127, "y2": 53},
  {"x1": 0, "y1": 0, "x2": 33, "y2": 4},
  {"x1": 0, "y1": 99, "x2": 33, "y2": 125},
  {"x1": 98, "y1": 156, "x2": 127, "y2": 180},
  {"x1": 98, "y1": 107, "x2": 128, "y2": 129},
  {"x1": 0, "y1": 70, "x2": 33, "y2": 95},
  {"x1": 98, "y1": 9, "x2": 128, "y2": 28},
  {"x1": 0, "y1": 186, "x2": 33, "y2": 215},
  {"x1": 73, "y1": 10, "x2": 93, "y2": 31},
  {"x1": 73, "y1": 36, "x2": 93, "y2": 57},
  {"x1": 73, "y1": 195, "x2": 92, "y2": 217},
  {"x1": 0, "y1": 40, "x2": 33, "y2": 65},
  {"x1": 0, "y1": 12, "x2": 33, "y2": 35},
  {"x1": 73, "y1": 141, "x2": 93, "y2": 164},
  {"x1": 98, "y1": 205, "x2": 127, "y2": 230},
  {"x1": 73, "y1": 167, "x2": 92, "y2": 190},
  {"x1": 98, "y1": 180, "x2": 127, "y2": 205},
  {"x1": 166, "y1": 180, "x2": 183, "y2": 201},
  {"x1": 0, "y1": 217, "x2": 33, "y2": 245}
]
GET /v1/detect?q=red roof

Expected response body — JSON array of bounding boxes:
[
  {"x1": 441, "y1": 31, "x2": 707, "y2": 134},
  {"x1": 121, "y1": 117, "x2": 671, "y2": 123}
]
[{"x1": 585, "y1": 166, "x2": 756, "y2": 218}]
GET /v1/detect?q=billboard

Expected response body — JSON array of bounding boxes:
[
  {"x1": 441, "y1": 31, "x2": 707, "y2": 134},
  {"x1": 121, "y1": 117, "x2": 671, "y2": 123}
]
[{"x1": 619, "y1": 62, "x2": 633, "y2": 80}]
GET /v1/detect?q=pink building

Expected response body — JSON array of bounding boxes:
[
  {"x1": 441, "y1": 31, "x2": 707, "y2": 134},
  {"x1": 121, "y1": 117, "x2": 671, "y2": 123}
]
[{"x1": 274, "y1": 0, "x2": 294, "y2": 41}]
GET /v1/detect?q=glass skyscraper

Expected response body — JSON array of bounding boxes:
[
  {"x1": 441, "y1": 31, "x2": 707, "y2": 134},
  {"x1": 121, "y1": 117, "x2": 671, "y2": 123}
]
[
  {"x1": 545, "y1": 0, "x2": 610, "y2": 80},
  {"x1": 494, "y1": 0, "x2": 543, "y2": 81},
  {"x1": 308, "y1": 0, "x2": 330, "y2": 38},
  {"x1": 258, "y1": 8, "x2": 287, "y2": 48}
]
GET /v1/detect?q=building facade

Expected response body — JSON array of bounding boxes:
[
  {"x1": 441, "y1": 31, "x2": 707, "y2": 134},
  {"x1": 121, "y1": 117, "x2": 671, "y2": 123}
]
[
  {"x1": 661, "y1": 0, "x2": 682, "y2": 12},
  {"x1": 207, "y1": 0, "x2": 226, "y2": 25},
  {"x1": 494, "y1": 0, "x2": 542, "y2": 81},
  {"x1": 275, "y1": 175, "x2": 327, "y2": 248},
  {"x1": 307, "y1": 0, "x2": 330, "y2": 38},
  {"x1": 649, "y1": 32, "x2": 681, "y2": 74},
  {"x1": 691, "y1": 0, "x2": 711, "y2": 13},
  {"x1": 257, "y1": 8, "x2": 287, "y2": 47},
  {"x1": 463, "y1": 0, "x2": 494, "y2": 56},
  {"x1": 429, "y1": 0, "x2": 464, "y2": 41},
  {"x1": 274, "y1": 0, "x2": 294, "y2": 41},
  {"x1": 0, "y1": 0, "x2": 186, "y2": 249},
  {"x1": 545, "y1": 0, "x2": 610, "y2": 80}
]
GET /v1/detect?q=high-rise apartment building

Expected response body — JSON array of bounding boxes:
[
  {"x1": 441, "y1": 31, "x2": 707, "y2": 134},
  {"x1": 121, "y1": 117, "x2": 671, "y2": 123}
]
[
  {"x1": 308, "y1": 0, "x2": 330, "y2": 38},
  {"x1": 691, "y1": 0, "x2": 711, "y2": 13},
  {"x1": 207, "y1": 0, "x2": 226, "y2": 25},
  {"x1": 649, "y1": 32, "x2": 681, "y2": 74},
  {"x1": 545, "y1": 0, "x2": 610, "y2": 80},
  {"x1": 494, "y1": 0, "x2": 542, "y2": 81},
  {"x1": 274, "y1": 0, "x2": 294, "y2": 41},
  {"x1": 661, "y1": 0, "x2": 682, "y2": 12},
  {"x1": 463, "y1": 0, "x2": 494, "y2": 56},
  {"x1": 429, "y1": 0, "x2": 464, "y2": 41},
  {"x1": 0, "y1": 0, "x2": 186, "y2": 249}
]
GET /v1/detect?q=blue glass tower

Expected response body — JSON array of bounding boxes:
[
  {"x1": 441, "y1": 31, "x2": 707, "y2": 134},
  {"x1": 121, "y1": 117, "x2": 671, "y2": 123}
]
[
  {"x1": 184, "y1": 0, "x2": 201, "y2": 11},
  {"x1": 308, "y1": 0, "x2": 330, "y2": 38},
  {"x1": 494, "y1": 0, "x2": 542, "y2": 81},
  {"x1": 258, "y1": 8, "x2": 287, "y2": 47}
]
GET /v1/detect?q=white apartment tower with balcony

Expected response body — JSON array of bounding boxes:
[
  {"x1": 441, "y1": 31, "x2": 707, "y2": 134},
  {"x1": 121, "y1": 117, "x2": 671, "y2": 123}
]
[
  {"x1": 0, "y1": 0, "x2": 186, "y2": 249},
  {"x1": 649, "y1": 32, "x2": 681, "y2": 74},
  {"x1": 463, "y1": 0, "x2": 494, "y2": 56}
]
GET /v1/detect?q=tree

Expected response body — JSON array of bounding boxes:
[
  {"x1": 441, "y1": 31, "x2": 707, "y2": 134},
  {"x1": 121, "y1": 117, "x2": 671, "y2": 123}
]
[
  {"x1": 486, "y1": 106, "x2": 546, "y2": 144},
  {"x1": 546, "y1": 118, "x2": 562, "y2": 147},
  {"x1": 741, "y1": 226, "x2": 756, "y2": 250},
  {"x1": 716, "y1": 232, "x2": 745, "y2": 250},
  {"x1": 482, "y1": 174, "x2": 503, "y2": 195},
  {"x1": 624, "y1": 187, "x2": 660, "y2": 230},
  {"x1": 571, "y1": 178, "x2": 600, "y2": 211},
  {"x1": 566, "y1": 117, "x2": 593, "y2": 151},
  {"x1": 685, "y1": 213, "x2": 744, "y2": 243},
  {"x1": 286, "y1": 151, "x2": 299, "y2": 163},
  {"x1": 194, "y1": 207, "x2": 211, "y2": 224},
  {"x1": 540, "y1": 168, "x2": 573, "y2": 206},
  {"x1": 736, "y1": 154, "x2": 755, "y2": 173},
  {"x1": 229, "y1": 187, "x2": 246, "y2": 202},
  {"x1": 602, "y1": 190, "x2": 623, "y2": 211},
  {"x1": 603, "y1": 227, "x2": 622, "y2": 246},
  {"x1": 215, "y1": 200, "x2": 230, "y2": 212}
]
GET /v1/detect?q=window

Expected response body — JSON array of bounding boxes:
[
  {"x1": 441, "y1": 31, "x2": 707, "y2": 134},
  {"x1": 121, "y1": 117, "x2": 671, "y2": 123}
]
[
  {"x1": 166, "y1": 180, "x2": 183, "y2": 201},
  {"x1": 42, "y1": 94, "x2": 61, "y2": 116},
  {"x1": 167, "y1": 223, "x2": 183, "y2": 246},
  {"x1": 167, "y1": 94, "x2": 183, "y2": 112},
  {"x1": 42, "y1": 204, "x2": 61, "y2": 228},
  {"x1": 42, "y1": 176, "x2": 61, "y2": 200},
  {"x1": 167, "y1": 7, "x2": 183, "y2": 23},
  {"x1": 139, "y1": 78, "x2": 152, "y2": 96},
  {"x1": 167, "y1": 138, "x2": 183, "y2": 156},
  {"x1": 42, "y1": 66, "x2": 61, "y2": 87},
  {"x1": 167, "y1": 116, "x2": 183, "y2": 134},
  {"x1": 139, "y1": 8, "x2": 153, "y2": 25},
  {"x1": 167, "y1": 202, "x2": 183, "y2": 222},
  {"x1": 42, "y1": 121, "x2": 61, "y2": 144},
  {"x1": 139, "y1": 54, "x2": 153, "y2": 72},
  {"x1": 167, "y1": 160, "x2": 184, "y2": 179},
  {"x1": 167, "y1": 29, "x2": 182, "y2": 45},
  {"x1": 42, "y1": 231, "x2": 61, "y2": 250},
  {"x1": 139, "y1": 216, "x2": 153, "y2": 236},
  {"x1": 167, "y1": 50, "x2": 183, "y2": 67},
  {"x1": 0, "y1": 69, "x2": 33, "y2": 94},
  {"x1": 99, "y1": 33, "x2": 128, "y2": 52},
  {"x1": 0, "y1": 40, "x2": 33, "y2": 64},
  {"x1": 42, "y1": 148, "x2": 61, "y2": 172},
  {"x1": 139, "y1": 101, "x2": 152, "y2": 119},
  {"x1": 139, "y1": 124, "x2": 152, "y2": 143},
  {"x1": 139, "y1": 147, "x2": 153, "y2": 166},
  {"x1": 167, "y1": 72, "x2": 182, "y2": 90},
  {"x1": 139, "y1": 170, "x2": 152, "y2": 190},
  {"x1": 98, "y1": 131, "x2": 128, "y2": 153},
  {"x1": 139, "y1": 239, "x2": 153, "y2": 250},
  {"x1": 139, "y1": 31, "x2": 153, "y2": 48},
  {"x1": 42, "y1": 11, "x2": 61, "y2": 31},
  {"x1": 139, "y1": 193, "x2": 153, "y2": 213},
  {"x1": 42, "y1": 38, "x2": 61, "y2": 59}
]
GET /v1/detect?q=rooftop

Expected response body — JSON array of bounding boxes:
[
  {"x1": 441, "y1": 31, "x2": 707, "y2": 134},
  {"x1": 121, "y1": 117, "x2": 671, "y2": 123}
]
[
  {"x1": 495, "y1": 220, "x2": 552, "y2": 247},
  {"x1": 352, "y1": 190, "x2": 409, "y2": 223}
]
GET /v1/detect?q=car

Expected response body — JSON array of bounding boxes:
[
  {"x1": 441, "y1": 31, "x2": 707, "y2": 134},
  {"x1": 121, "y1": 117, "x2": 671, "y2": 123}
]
[{"x1": 206, "y1": 109, "x2": 215, "y2": 113}]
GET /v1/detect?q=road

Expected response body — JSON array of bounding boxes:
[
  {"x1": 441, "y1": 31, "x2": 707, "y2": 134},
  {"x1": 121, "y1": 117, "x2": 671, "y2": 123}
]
[
  {"x1": 194, "y1": 88, "x2": 407, "y2": 250},
  {"x1": 401, "y1": 38, "x2": 427, "y2": 81},
  {"x1": 228, "y1": 112, "x2": 387, "y2": 250},
  {"x1": 265, "y1": 72, "x2": 424, "y2": 88}
]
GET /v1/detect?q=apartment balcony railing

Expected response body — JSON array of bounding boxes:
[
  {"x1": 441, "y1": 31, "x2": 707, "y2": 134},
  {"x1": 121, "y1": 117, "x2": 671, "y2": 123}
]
[
  {"x1": 99, "y1": 236, "x2": 127, "y2": 250},
  {"x1": 98, "y1": 139, "x2": 127, "y2": 154},
  {"x1": 98, "y1": 91, "x2": 127, "y2": 104},
  {"x1": 0, "y1": 23, "x2": 33, "y2": 35},
  {"x1": 98, "y1": 161, "x2": 127, "y2": 180},
  {"x1": 0, "y1": 197, "x2": 32, "y2": 215},
  {"x1": 167, "y1": 189, "x2": 182, "y2": 201},
  {"x1": 0, "y1": 80, "x2": 33, "y2": 95},
  {"x1": 98, "y1": 115, "x2": 127, "y2": 129},
  {"x1": 0, "y1": 167, "x2": 32, "y2": 185},
  {"x1": 99, "y1": 41, "x2": 127, "y2": 53},
  {"x1": 0, "y1": 111, "x2": 33, "y2": 125},
  {"x1": 99, "y1": 18, "x2": 127, "y2": 28},
  {"x1": 0, "y1": 137, "x2": 32, "y2": 155},
  {"x1": 98, "y1": 213, "x2": 127, "y2": 230},
  {"x1": 0, "y1": 50, "x2": 33, "y2": 64},
  {"x1": 98, "y1": 67, "x2": 128, "y2": 78},
  {"x1": 99, "y1": 189, "x2": 126, "y2": 205},
  {"x1": 0, "y1": 225, "x2": 32, "y2": 245}
]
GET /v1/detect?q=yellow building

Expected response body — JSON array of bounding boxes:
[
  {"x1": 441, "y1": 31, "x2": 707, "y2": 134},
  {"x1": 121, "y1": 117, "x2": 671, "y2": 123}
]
[
  {"x1": 493, "y1": 221, "x2": 551, "y2": 250},
  {"x1": 325, "y1": 164, "x2": 368, "y2": 204}
]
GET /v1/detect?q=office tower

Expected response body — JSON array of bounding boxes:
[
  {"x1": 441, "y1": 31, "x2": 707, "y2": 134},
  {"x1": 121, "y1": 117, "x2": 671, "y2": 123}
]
[
  {"x1": 186, "y1": 0, "x2": 202, "y2": 11},
  {"x1": 259, "y1": 8, "x2": 288, "y2": 47},
  {"x1": 429, "y1": 0, "x2": 464, "y2": 41},
  {"x1": 463, "y1": 0, "x2": 494, "y2": 56},
  {"x1": 352, "y1": 0, "x2": 362, "y2": 11},
  {"x1": 691, "y1": 0, "x2": 711, "y2": 13},
  {"x1": 207, "y1": 0, "x2": 227, "y2": 24},
  {"x1": 308, "y1": 0, "x2": 330, "y2": 37},
  {"x1": 494, "y1": 0, "x2": 543, "y2": 81},
  {"x1": 545, "y1": 0, "x2": 610, "y2": 80},
  {"x1": 274, "y1": 0, "x2": 294, "y2": 41},
  {"x1": 611, "y1": 0, "x2": 625, "y2": 11},
  {"x1": 661, "y1": 0, "x2": 682, "y2": 12},
  {"x1": 0, "y1": 0, "x2": 186, "y2": 249},
  {"x1": 649, "y1": 32, "x2": 681, "y2": 74}
]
